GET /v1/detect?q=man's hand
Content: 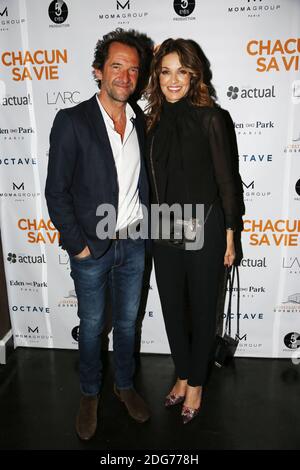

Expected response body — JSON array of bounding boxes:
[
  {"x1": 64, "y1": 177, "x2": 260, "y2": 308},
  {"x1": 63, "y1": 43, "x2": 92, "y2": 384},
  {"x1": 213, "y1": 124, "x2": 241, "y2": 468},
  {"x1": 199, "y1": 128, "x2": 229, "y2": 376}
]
[{"x1": 75, "y1": 246, "x2": 91, "y2": 259}]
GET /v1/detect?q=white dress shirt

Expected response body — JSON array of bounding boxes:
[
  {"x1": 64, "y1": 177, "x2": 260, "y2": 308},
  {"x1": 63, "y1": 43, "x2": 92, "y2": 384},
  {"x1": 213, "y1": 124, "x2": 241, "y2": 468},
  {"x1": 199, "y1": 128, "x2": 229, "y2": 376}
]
[{"x1": 96, "y1": 94, "x2": 143, "y2": 231}]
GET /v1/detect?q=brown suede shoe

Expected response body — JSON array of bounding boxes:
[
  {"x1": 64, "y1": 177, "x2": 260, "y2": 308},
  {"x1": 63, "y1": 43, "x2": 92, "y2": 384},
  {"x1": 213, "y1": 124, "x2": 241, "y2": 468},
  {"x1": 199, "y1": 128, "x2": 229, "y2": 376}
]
[
  {"x1": 114, "y1": 385, "x2": 150, "y2": 423},
  {"x1": 75, "y1": 394, "x2": 99, "y2": 440}
]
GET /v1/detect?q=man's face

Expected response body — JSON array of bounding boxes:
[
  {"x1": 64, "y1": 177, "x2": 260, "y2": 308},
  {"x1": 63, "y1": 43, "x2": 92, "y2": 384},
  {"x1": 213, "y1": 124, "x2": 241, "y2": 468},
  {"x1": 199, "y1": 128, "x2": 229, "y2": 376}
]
[{"x1": 95, "y1": 42, "x2": 140, "y2": 103}]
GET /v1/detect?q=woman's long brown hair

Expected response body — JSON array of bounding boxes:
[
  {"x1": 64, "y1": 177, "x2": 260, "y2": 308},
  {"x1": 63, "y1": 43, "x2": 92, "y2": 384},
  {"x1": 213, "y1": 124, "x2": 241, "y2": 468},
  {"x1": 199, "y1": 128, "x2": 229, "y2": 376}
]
[{"x1": 145, "y1": 38, "x2": 214, "y2": 131}]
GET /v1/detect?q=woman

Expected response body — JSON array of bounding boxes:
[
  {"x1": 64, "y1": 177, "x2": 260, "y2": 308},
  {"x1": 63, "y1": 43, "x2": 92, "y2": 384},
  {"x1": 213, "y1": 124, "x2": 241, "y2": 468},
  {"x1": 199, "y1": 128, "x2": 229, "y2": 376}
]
[{"x1": 145, "y1": 39, "x2": 238, "y2": 424}]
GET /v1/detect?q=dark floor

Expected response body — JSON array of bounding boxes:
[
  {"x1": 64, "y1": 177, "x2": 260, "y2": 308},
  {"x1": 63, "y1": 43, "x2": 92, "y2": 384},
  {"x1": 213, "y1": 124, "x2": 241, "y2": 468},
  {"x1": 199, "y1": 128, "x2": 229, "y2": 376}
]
[{"x1": 0, "y1": 348, "x2": 300, "y2": 451}]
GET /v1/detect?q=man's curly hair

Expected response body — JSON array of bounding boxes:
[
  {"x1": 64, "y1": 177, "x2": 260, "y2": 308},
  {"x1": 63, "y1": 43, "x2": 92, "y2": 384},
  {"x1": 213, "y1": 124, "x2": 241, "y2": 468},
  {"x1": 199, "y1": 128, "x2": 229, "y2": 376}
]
[{"x1": 92, "y1": 28, "x2": 154, "y2": 101}]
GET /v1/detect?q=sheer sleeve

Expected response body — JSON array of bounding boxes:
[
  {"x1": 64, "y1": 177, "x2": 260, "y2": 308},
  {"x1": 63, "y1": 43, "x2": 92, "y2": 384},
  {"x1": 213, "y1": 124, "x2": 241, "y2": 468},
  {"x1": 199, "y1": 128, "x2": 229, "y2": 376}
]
[{"x1": 208, "y1": 110, "x2": 239, "y2": 229}]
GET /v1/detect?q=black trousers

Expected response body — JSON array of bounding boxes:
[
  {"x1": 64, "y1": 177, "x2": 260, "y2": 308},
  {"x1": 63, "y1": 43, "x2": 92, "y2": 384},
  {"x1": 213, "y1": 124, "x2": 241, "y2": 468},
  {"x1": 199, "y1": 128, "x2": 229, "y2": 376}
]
[{"x1": 153, "y1": 203, "x2": 226, "y2": 386}]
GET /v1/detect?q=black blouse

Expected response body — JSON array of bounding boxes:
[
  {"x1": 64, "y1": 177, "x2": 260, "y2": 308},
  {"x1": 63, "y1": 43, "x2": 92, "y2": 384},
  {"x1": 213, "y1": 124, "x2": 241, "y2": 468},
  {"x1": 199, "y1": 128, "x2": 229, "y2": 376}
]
[{"x1": 146, "y1": 98, "x2": 239, "y2": 229}]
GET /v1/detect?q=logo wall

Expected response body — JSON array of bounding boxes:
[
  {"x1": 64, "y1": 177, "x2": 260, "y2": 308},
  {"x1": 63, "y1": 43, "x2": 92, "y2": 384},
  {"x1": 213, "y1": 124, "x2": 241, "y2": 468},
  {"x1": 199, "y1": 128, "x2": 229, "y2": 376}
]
[
  {"x1": 0, "y1": 5, "x2": 26, "y2": 32},
  {"x1": 0, "y1": 0, "x2": 299, "y2": 357},
  {"x1": 48, "y1": 1, "x2": 69, "y2": 26},
  {"x1": 244, "y1": 220, "x2": 300, "y2": 246},
  {"x1": 247, "y1": 38, "x2": 300, "y2": 72},
  {"x1": 0, "y1": 93, "x2": 32, "y2": 107},
  {"x1": 173, "y1": 0, "x2": 195, "y2": 19},
  {"x1": 227, "y1": 0, "x2": 281, "y2": 18},
  {"x1": 1, "y1": 49, "x2": 68, "y2": 81},
  {"x1": 98, "y1": 0, "x2": 149, "y2": 24},
  {"x1": 227, "y1": 85, "x2": 275, "y2": 99},
  {"x1": 17, "y1": 219, "x2": 59, "y2": 244}
]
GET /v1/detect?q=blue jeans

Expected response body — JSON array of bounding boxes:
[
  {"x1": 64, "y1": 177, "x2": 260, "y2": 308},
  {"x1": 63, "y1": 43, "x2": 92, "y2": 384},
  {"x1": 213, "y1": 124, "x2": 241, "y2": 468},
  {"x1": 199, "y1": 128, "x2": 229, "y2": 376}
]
[{"x1": 70, "y1": 239, "x2": 145, "y2": 396}]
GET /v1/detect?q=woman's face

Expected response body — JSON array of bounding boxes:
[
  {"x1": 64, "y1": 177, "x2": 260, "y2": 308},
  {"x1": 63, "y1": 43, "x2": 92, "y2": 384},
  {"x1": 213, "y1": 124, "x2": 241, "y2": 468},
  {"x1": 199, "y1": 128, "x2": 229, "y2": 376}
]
[{"x1": 159, "y1": 52, "x2": 191, "y2": 103}]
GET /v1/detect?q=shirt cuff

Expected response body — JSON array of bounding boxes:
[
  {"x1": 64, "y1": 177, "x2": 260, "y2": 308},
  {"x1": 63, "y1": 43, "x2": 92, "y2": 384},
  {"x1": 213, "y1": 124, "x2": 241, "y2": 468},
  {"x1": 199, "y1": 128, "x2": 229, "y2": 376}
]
[{"x1": 225, "y1": 215, "x2": 236, "y2": 231}]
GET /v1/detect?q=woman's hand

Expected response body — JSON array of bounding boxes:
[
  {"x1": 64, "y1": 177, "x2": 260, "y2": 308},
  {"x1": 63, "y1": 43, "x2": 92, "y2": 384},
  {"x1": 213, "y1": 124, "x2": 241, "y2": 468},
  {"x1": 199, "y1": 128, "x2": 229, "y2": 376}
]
[{"x1": 224, "y1": 229, "x2": 235, "y2": 267}]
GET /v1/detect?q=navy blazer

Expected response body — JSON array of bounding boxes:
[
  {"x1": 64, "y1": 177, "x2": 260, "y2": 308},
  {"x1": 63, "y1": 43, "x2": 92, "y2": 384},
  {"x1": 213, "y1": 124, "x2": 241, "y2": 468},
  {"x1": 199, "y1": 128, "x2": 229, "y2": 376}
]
[{"x1": 45, "y1": 94, "x2": 149, "y2": 258}]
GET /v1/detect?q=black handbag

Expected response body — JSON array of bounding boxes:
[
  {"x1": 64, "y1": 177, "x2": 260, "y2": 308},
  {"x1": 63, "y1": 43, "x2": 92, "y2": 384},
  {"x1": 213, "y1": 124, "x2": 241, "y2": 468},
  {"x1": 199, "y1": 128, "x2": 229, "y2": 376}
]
[
  {"x1": 155, "y1": 208, "x2": 213, "y2": 250},
  {"x1": 215, "y1": 265, "x2": 240, "y2": 368}
]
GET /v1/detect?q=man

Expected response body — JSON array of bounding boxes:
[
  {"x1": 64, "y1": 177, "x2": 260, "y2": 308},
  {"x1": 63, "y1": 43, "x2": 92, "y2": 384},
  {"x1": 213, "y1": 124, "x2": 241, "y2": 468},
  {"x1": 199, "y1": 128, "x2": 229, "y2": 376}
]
[{"x1": 45, "y1": 29, "x2": 153, "y2": 441}]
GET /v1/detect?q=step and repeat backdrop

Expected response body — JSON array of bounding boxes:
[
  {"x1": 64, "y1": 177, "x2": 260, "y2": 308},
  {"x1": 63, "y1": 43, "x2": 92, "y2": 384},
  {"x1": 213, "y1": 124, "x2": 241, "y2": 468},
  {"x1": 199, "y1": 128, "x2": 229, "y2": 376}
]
[{"x1": 0, "y1": 0, "x2": 299, "y2": 357}]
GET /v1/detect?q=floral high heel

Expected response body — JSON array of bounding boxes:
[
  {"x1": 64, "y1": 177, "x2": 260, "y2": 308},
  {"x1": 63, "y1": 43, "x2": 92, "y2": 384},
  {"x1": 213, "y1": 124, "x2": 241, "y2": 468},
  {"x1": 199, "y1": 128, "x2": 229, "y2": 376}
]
[
  {"x1": 181, "y1": 404, "x2": 200, "y2": 424},
  {"x1": 165, "y1": 393, "x2": 185, "y2": 408},
  {"x1": 181, "y1": 386, "x2": 202, "y2": 424}
]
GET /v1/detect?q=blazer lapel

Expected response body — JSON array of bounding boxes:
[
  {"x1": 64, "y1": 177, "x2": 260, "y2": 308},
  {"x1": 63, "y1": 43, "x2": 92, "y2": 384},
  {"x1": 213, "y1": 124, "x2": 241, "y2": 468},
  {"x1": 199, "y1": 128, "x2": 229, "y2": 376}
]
[
  {"x1": 134, "y1": 114, "x2": 145, "y2": 156},
  {"x1": 84, "y1": 95, "x2": 118, "y2": 179},
  {"x1": 83, "y1": 95, "x2": 148, "y2": 203},
  {"x1": 133, "y1": 112, "x2": 149, "y2": 205}
]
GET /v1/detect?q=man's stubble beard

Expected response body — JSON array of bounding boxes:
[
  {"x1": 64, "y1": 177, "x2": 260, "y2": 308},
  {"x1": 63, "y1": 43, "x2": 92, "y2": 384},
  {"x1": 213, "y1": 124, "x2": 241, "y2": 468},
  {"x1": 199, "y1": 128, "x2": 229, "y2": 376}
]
[
  {"x1": 104, "y1": 80, "x2": 136, "y2": 103},
  {"x1": 107, "y1": 89, "x2": 131, "y2": 103}
]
